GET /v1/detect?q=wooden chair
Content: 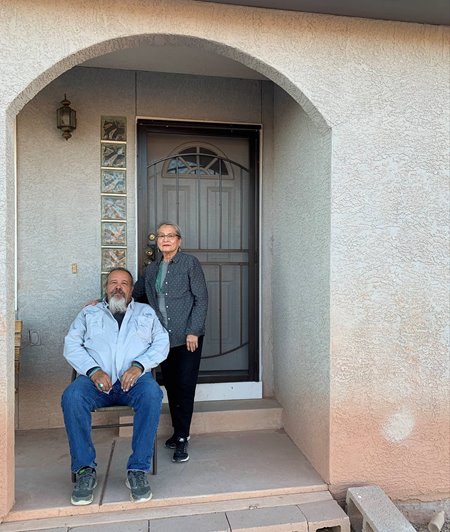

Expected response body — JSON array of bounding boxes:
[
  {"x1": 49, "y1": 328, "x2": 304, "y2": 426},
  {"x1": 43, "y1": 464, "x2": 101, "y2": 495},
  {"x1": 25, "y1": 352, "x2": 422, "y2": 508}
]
[
  {"x1": 70, "y1": 368, "x2": 157, "y2": 482},
  {"x1": 15, "y1": 320, "x2": 23, "y2": 393}
]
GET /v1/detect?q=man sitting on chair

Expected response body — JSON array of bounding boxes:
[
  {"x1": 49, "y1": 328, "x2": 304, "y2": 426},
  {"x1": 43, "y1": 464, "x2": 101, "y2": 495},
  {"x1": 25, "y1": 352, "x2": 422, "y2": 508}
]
[{"x1": 61, "y1": 267, "x2": 169, "y2": 506}]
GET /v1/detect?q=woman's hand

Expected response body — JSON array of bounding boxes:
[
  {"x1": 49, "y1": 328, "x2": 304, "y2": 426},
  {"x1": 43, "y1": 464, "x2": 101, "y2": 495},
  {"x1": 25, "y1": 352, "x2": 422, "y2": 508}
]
[
  {"x1": 84, "y1": 299, "x2": 99, "y2": 307},
  {"x1": 186, "y1": 334, "x2": 199, "y2": 352}
]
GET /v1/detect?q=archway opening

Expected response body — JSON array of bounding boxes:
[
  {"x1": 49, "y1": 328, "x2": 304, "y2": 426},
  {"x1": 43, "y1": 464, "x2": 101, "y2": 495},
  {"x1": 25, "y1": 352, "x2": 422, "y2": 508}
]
[{"x1": 8, "y1": 33, "x2": 331, "y2": 518}]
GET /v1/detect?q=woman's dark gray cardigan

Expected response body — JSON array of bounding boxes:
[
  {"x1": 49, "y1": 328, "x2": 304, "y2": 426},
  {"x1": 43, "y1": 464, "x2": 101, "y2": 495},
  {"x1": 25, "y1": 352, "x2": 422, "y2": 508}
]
[{"x1": 133, "y1": 252, "x2": 208, "y2": 348}]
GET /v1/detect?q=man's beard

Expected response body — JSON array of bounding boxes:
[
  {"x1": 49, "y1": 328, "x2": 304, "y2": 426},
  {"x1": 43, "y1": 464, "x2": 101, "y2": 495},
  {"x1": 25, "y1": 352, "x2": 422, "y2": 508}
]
[{"x1": 108, "y1": 293, "x2": 128, "y2": 314}]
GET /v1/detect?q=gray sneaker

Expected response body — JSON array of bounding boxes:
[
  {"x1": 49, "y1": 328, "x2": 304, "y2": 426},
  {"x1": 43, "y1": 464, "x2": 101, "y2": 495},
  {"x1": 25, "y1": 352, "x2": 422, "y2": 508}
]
[
  {"x1": 71, "y1": 467, "x2": 97, "y2": 506},
  {"x1": 126, "y1": 470, "x2": 152, "y2": 502}
]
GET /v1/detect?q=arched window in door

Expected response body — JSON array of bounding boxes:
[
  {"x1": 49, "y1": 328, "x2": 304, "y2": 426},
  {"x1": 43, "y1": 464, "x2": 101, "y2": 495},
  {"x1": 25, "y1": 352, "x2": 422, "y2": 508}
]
[{"x1": 162, "y1": 143, "x2": 233, "y2": 178}]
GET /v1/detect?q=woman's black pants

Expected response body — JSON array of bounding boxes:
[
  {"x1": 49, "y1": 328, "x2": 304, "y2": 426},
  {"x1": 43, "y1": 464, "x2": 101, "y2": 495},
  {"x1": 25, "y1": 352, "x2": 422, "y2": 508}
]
[{"x1": 160, "y1": 336, "x2": 203, "y2": 439}]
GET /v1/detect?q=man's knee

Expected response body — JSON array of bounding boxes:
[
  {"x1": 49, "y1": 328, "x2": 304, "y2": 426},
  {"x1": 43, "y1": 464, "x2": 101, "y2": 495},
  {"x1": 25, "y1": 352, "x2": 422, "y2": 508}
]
[
  {"x1": 136, "y1": 375, "x2": 163, "y2": 406},
  {"x1": 61, "y1": 377, "x2": 90, "y2": 410}
]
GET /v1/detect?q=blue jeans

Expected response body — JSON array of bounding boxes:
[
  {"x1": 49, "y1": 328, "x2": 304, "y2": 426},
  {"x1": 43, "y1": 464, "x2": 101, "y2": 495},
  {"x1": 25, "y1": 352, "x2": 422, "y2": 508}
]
[{"x1": 61, "y1": 372, "x2": 162, "y2": 473}]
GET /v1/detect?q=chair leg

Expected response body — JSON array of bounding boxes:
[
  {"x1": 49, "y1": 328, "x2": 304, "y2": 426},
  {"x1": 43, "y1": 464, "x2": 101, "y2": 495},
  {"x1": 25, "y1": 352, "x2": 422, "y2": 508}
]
[{"x1": 152, "y1": 435, "x2": 157, "y2": 475}]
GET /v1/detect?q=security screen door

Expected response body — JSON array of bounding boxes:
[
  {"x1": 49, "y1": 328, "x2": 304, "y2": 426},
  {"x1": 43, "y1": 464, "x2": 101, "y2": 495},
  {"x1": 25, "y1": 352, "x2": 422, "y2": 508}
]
[{"x1": 137, "y1": 121, "x2": 259, "y2": 383}]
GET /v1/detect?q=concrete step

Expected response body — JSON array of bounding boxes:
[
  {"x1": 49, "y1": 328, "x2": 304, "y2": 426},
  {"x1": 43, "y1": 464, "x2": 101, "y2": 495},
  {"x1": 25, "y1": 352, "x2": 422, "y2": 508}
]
[
  {"x1": 10, "y1": 428, "x2": 327, "y2": 523},
  {"x1": 9, "y1": 428, "x2": 352, "y2": 530},
  {"x1": 134, "y1": 498, "x2": 350, "y2": 532},
  {"x1": 225, "y1": 499, "x2": 350, "y2": 532},
  {"x1": 2, "y1": 492, "x2": 350, "y2": 531},
  {"x1": 119, "y1": 399, "x2": 283, "y2": 438}
]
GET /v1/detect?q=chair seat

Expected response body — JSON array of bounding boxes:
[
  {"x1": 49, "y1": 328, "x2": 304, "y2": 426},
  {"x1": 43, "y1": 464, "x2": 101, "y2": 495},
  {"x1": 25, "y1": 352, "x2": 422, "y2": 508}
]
[{"x1": 95, "y1": 405, "x2": 134, "y2": 414}]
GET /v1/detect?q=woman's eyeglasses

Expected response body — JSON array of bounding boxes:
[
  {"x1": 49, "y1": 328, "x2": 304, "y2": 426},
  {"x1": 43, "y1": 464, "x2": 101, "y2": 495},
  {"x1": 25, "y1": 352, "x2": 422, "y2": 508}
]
[{"x1": 156, "y1": 233, "x2": 180, "y2": 240}]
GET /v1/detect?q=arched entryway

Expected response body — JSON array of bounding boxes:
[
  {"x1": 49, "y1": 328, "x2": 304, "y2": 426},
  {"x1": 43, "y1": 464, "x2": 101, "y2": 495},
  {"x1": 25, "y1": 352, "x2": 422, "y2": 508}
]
[{"x1": 1, "y1": 27, "x2": 331, "y2": 518}]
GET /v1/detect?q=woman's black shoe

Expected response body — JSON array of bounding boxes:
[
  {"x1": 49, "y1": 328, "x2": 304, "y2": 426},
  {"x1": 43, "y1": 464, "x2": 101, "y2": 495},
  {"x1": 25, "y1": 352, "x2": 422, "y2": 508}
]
[
  {"x1": 172, "y1": 437, "x2": 189, "y2": 462},
  {"x1": 165, "y1": 434, "x2": 190, "y2": 450}
]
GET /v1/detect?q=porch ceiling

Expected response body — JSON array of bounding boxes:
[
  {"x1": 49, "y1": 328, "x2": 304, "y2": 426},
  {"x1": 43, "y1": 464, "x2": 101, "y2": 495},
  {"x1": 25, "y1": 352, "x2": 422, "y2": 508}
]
[
  {"x1": 81, "y1": 44, "x2": 267, "y2": 79},
  {"x1": 196, "y1": 0, "x2": 450, "y2": 25}
]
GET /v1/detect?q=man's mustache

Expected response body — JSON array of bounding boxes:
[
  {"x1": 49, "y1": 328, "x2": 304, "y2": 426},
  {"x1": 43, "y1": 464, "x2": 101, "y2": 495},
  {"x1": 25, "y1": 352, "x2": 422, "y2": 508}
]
[{"x1": 111, "y1": 288, "x2": 125, "y2": 297}]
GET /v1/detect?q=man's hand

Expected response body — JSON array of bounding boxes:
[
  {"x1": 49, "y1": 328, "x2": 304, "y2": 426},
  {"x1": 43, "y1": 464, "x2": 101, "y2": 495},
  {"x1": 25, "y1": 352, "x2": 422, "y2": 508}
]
[
  {"x1": 121, "y1": 366, "x2": 143, "y2": 392},
  {"x1": 186, "y1": 334, "x2": 199, "y2": 352},
  {"x1": 90, "y1": 370, "x2": 113, "y2": 393}
]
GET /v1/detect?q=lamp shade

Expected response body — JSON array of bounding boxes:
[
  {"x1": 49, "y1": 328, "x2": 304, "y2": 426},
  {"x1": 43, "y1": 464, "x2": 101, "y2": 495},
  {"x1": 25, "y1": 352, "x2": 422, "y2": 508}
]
[{"x1": 56, "y1": 95, "x2": 76, "y2": 140}]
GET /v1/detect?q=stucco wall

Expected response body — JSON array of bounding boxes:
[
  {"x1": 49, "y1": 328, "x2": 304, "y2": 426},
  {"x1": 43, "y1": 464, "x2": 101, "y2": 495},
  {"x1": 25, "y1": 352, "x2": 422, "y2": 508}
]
[
  {"x1": 328, "y1": 75, "x2": 450, "y2": 500},
  {"x1": 0, "y1": 0, "x2": 449, "y2": 517},
  {"x1": 16, "y1": 66, "x2": 268, "y2": 430},
  {"x1": 272, "y1": 87, "x2": 331, "y2": 481},
  {"x1": 0, "y1": 111, "x2": 17, "y2": 520}
]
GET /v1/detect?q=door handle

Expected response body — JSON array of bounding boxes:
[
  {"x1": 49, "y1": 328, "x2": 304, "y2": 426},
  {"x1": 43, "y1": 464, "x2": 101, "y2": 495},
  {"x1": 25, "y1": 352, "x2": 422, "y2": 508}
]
[{"x1": 143, "y1": 233, "x2": 157, "y2": 267}]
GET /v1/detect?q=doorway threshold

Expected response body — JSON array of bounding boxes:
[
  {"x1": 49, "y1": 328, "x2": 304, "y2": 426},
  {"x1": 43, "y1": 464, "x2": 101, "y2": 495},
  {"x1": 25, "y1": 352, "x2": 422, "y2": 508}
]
[
  {"x1": 194, "y1": 381, "x2": 263, "y2": 401},
  {"x1": 161, "y1": 381, "x2": 263, "y2": 403}
]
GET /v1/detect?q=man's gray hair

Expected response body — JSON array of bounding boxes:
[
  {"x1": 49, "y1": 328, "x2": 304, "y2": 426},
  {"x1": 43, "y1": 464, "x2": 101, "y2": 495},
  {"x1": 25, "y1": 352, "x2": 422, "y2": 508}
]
[{"x1": 105, "y1": 267, "x2": 134, "y2": 287}]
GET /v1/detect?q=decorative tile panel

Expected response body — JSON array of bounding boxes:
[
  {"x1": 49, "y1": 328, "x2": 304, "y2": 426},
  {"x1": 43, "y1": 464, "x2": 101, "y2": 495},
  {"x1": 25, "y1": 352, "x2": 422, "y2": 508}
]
[
  {"x1": 100, "y1": 116, "x2": 127, "y2": 295},
  {"x1": 101, "y1": 222, "x2": 127, "y2": 246},
  {"x1": 101, "y1": 116, "x2": 127, "y2": 141},
  {"x1": 101, "y1": 196, "x2": 126, "y2": 220},
  {"x1": 101, "y1": 248, "x2": 127, "y2": 271},
  {"x1": 101, "y1": 169, "x2": 126, "y2": 194},
  {"x1": 101, "y1": 142, "x2": 126, "y2": 168}
]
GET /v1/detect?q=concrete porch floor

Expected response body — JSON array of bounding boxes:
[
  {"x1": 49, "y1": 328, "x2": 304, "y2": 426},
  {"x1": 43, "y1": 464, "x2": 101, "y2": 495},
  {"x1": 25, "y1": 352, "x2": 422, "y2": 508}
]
[{"x1": 4, "y1": 428, "x2": 331, "y2": 530}]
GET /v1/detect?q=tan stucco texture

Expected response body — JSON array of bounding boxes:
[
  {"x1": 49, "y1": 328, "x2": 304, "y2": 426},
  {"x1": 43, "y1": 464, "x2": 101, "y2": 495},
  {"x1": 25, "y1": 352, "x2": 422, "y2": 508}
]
[{"x1": 0, "y1": 0, "x2": 449, "y2": 518}]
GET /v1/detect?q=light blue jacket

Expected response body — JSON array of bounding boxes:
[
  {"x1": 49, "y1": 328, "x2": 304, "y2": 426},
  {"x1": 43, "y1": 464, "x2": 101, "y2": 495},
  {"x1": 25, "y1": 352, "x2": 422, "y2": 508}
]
[{"x1": 63, "y1": 299, "x2": 169, "y2": 383}]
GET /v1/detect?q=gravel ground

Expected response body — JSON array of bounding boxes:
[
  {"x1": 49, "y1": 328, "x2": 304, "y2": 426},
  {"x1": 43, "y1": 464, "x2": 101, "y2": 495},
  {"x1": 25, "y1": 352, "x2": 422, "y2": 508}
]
[{"x1": 413, "y1": 522, "x2": 450, "y2": 531}]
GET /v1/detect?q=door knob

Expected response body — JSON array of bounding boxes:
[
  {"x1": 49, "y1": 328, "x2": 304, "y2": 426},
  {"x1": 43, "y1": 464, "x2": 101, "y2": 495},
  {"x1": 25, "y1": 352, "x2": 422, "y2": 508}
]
[{"x1": 144, "y1": 233, "x2": 157, "y2": 267}]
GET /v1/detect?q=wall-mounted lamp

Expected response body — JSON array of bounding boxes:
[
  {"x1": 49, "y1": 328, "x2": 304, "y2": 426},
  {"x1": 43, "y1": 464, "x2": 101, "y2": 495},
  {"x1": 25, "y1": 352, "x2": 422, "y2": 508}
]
[{"x1": 56, "y1": 94, "x2": 76, "y2": 140}]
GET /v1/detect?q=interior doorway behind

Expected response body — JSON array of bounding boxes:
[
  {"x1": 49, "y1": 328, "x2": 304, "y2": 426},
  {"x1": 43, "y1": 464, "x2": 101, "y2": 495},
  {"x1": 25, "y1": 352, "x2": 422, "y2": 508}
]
[{"x1": 137, "y1": 120, "x2": 260, "y2": 385}]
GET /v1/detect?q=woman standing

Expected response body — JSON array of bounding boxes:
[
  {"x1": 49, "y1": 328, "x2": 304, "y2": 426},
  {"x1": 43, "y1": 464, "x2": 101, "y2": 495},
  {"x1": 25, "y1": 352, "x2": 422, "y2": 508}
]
[{"x1": 133, "y1": 222, "x2": 208, "y2": 463}]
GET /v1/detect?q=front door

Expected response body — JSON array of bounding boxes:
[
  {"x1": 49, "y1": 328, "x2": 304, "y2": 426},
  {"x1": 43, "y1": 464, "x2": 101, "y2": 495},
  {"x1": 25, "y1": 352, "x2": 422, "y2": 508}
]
[{"x1": 137, "y1": 120, "x2": 260, "y2": 385}]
